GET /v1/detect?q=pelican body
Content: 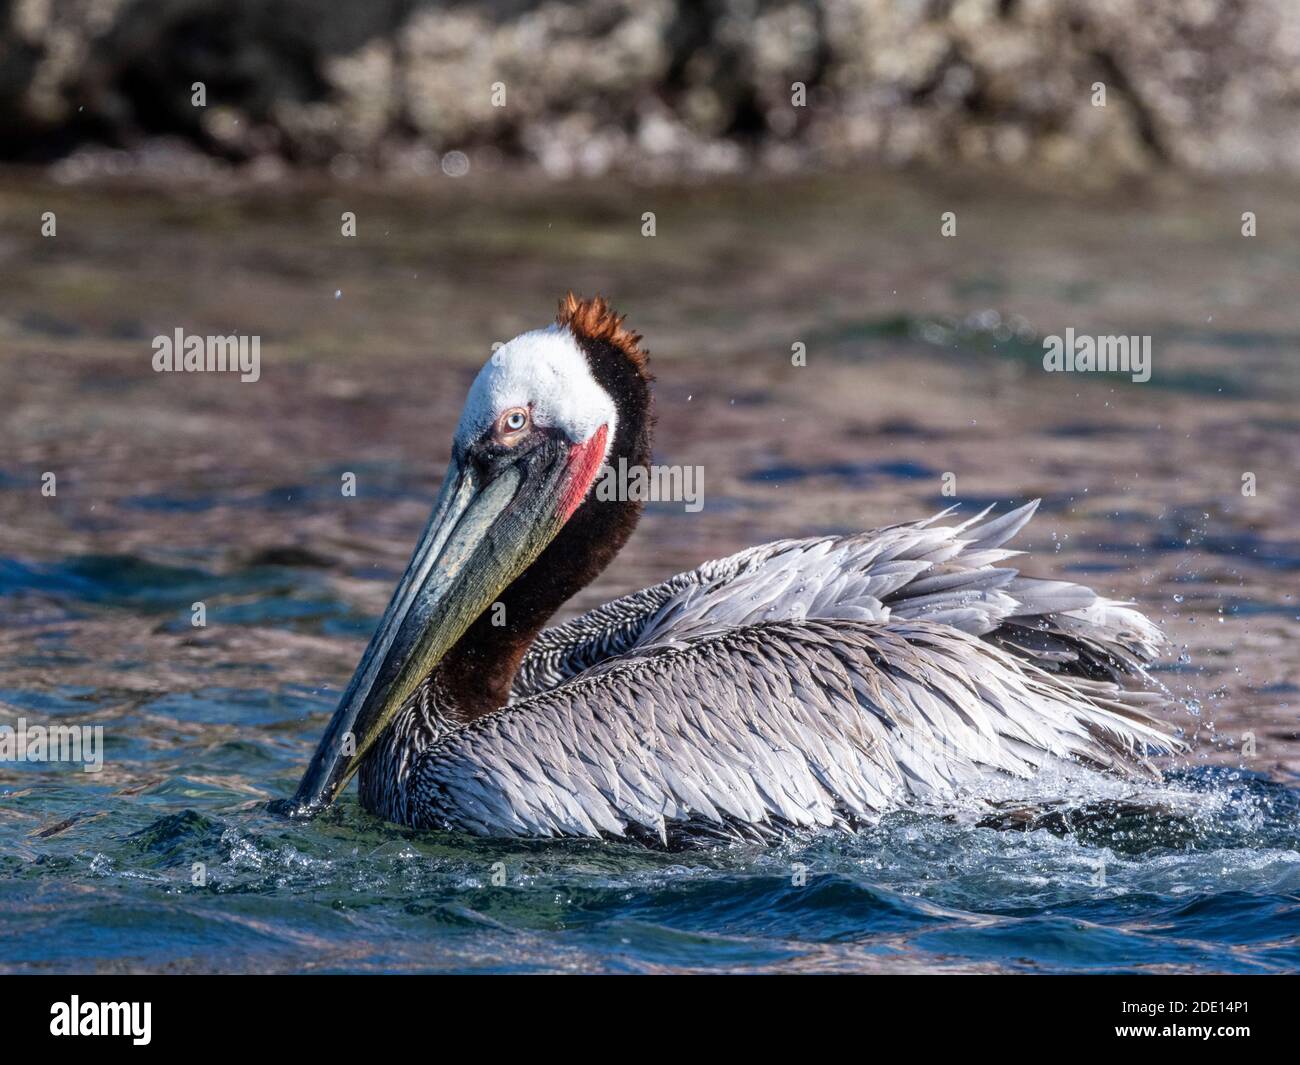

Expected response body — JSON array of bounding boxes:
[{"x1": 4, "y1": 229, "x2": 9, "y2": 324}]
[{"x1": 289, "y1": 295, "x2": 1176, "y2": 845}]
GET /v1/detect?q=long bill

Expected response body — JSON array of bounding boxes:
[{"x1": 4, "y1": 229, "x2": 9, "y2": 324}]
[{"x1": 285, "y1": 437, "x2": 575, "y2": 816}]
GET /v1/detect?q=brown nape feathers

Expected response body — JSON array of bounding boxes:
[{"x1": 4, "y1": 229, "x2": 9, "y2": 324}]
[{"x1": 556, "y1": 292, "x2": 652, "y2": 380}]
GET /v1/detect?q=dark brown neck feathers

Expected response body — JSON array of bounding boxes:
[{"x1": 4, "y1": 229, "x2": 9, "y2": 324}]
[{"x1": 437, "y1": 314, "x2": 654, "y2": 723}]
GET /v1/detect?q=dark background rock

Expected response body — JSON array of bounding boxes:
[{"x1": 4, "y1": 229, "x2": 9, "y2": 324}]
[{"x1": 2, "y1": 0, "x2": 1298, "y2": 180}]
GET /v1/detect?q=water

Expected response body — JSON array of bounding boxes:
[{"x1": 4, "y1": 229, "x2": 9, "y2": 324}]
[
  {"x1": 1, "y1": 169, "x2": 1297, "y2": 972},
  {"x1": 3, "y1": 750, "x2": 1297, "y2": 972},
  {"x1": 2, "y1": 528, "x2": 1295, "y2": 974}
]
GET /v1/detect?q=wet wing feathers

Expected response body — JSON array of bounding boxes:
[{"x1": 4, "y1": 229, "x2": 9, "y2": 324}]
[
  {"x1": 514, "y1": 500, "x2": 1165, "y2": 692},
  {"x1": 410, "y1": 502, "x2": 1176, "y2": 840},
  {"x1": 413, "y1": 617, "x2": 1172, "y2": 840}
]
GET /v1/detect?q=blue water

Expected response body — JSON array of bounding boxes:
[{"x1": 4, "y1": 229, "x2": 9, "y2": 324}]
[
  {"x1": 2, "y1": 758, "x2": 1296, "y2": 973},
  {"x1": 0, "y1": 554, "x2": 1296, "y2": 973}
]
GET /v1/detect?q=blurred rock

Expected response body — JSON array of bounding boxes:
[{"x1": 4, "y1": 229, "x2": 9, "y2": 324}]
[{"x1": 2, "y1": 0, "x2": 1299, "y2": 180}]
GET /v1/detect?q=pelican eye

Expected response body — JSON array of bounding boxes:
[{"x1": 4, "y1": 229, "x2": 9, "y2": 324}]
[{"x1": 493, "y1": 407, "x2": 532, "y2": 444}]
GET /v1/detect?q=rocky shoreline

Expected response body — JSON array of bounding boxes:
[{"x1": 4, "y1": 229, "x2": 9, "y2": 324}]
[{"x1": 3, "y1": 0, "x2": 1299, "y2": 182}]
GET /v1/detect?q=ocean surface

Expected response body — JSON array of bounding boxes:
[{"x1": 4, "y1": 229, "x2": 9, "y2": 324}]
[
  {"x1": 0, "y1": 169, "x2": 1297, "y2": 972},
  {"x1": 3, "y1": 743, "x2": 1299, "y2": 973}
]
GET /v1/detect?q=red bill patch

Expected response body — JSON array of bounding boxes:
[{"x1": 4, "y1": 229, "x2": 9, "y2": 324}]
[{"x1": 558, "y1": 423, "x2": 609, "y2": 522}]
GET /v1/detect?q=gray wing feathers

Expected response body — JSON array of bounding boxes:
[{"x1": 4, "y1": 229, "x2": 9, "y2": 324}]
[
  {"x1": 444, "y1": 501, "x2": 1180, "y2": 840},
  {"x1": 509, "y1": 578, "x2": 690, "y2": 697},
  {"x1": 413, "y1": 618, "x2": 1176, "y2": 840},
  {"x1": 517, "y1": 500, "x2": 1167, "y2": 692}
]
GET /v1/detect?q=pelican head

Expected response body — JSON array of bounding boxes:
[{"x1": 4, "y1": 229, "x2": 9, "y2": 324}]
[{"x1": 289, "y1": 294, "x2": 651, "y2": 815}]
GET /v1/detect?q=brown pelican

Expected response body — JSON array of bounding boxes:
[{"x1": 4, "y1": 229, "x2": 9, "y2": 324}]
[{"x1": 288, "y1": 294, "x2": 1178, "y2": 845}]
